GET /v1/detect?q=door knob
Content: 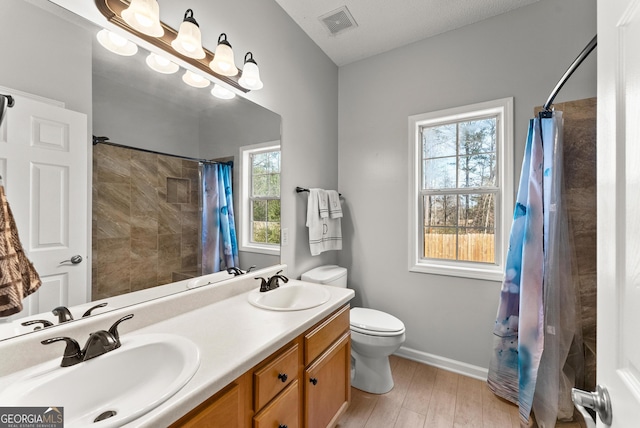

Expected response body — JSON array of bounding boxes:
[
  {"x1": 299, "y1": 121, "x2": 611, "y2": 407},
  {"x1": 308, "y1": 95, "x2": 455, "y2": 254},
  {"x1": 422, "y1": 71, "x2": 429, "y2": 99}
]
[
  {"x1": 572, "y1": 384, "x2": 612, "y2": 427},
  {"x1": 60, "y1": 255, "x2": 83, "y2": 264}
]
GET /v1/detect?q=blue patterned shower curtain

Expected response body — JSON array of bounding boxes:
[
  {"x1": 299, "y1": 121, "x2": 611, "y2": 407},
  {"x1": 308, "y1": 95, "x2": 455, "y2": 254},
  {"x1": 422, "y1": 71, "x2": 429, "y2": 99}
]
[
  {"x1": 201, "y1": 162, "x2": 238, "y2": 274},
  {"x1": 488, "y1": 112, "x2": 580, "y2": 426}
]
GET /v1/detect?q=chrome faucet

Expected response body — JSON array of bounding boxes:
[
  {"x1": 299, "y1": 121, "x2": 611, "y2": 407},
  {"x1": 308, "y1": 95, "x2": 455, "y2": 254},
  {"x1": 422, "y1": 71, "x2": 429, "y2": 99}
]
[
  {"x1": 256, "y1": 270, "x2": 289, "y2": 292},
  {"x1": 41, "y1": 314, "x2": 134, "y2": 367}
]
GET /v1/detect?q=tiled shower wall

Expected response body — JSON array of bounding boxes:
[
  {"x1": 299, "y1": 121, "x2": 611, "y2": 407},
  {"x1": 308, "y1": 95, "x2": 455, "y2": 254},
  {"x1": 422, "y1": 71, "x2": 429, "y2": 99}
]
[
  {"x1": 539, "y1": 97, "x2": 597, "y2": 392},
  {"x1": 92, "y1": 144, "x2": 200, "y2": 300}
]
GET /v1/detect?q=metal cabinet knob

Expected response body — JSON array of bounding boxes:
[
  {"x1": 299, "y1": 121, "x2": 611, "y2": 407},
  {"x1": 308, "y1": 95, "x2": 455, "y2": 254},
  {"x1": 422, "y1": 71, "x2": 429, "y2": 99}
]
[
  {"x1": 309, "y1": 377, "x2": 318, "y2": 385},
  {"x1": 572, "y1": 384, "x2": 612, "y2": 427},
  {"x1": 277, "y1": 373, "x2": 288, "y2": 383}
]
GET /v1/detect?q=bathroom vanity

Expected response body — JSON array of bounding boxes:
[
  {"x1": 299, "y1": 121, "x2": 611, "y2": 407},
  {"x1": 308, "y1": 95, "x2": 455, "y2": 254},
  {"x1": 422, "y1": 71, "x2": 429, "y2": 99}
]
[
  {"x1": 0, "y1": 265, "x2": 354, "y2": 427},
  {"x1": 172, "y1": 305, "x2": 351, "y2": 427}
]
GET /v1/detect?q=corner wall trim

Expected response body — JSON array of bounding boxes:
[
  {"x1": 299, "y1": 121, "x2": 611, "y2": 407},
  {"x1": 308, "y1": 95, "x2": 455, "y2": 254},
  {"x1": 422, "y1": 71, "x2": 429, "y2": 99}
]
[{"x1": 394, "y1": 346, "x2": 489, "y2": 381}]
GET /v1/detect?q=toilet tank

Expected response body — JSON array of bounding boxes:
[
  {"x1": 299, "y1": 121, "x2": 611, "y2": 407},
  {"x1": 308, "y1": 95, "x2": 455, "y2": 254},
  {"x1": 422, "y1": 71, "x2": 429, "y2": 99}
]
[{"x1": 301, "y1": 265, "x2": 347, "y2": 288}]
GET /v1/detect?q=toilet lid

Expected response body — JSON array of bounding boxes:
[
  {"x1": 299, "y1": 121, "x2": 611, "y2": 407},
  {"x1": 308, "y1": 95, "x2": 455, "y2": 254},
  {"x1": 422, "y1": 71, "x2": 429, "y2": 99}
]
[{"x1": 350, "y1": 307, "x2": 405, "y2": 334}]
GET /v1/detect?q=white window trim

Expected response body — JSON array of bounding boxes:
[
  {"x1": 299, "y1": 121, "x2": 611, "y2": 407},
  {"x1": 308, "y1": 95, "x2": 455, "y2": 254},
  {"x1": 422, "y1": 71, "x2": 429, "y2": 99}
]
[
  {"x1": 238, "y1": 141, "x2": 281, "y2": 256},
  {"x1": 408, "y1": 97, "x2": 514, "y2": 282}
]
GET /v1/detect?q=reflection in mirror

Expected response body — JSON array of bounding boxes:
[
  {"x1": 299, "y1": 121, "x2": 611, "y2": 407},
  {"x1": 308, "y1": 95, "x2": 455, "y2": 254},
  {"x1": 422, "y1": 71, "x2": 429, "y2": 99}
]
[{"x1": 0, "y1": 0, "x2": 282, "y2": 340}]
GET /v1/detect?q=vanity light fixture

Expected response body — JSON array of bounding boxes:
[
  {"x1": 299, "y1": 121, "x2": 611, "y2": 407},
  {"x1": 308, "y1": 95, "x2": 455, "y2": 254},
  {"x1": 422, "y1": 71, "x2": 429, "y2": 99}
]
[
  {"x1": 121, "y1": 0, "x2": 163, "y2": 37},
  {"x1": 96, "y1": 29, "x2": 138, "y2": 56},
  {"x1": 171, "y1": 9, "x2": 205, "y2": 59},
  {"x1": 96, "y1": 0, "x2": 258, "y2": 93},
  {"x1": 211, "y1": 84, "x2": 236, "y2": 100},
  {"x1": 182, "y1": 70, "x2": 210, "y2": 88},
  {"x1": 146, "y1": 52, "x2": 179, "y2": 74},
  {"x1": 238, "y1": 52, "x2": 263, "y2": 90},
  {"x1": 209, "y1": 33, "x2": 238, "y2": 77}
]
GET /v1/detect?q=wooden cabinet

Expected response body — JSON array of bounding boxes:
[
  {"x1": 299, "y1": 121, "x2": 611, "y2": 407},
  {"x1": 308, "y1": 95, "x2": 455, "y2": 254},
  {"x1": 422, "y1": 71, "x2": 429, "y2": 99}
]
[
  {"x1": 303, "y1": 305, "x2": 351, "y2": 428},
  {"x1": 253, "y1": 380, "x2": 299, "y2": 428},
  {"x1": 171, "y1": 382, "x2": 244, "y2": 428},
  {"x1": 171, "y1": 305, "x2": 350, "y2": 428}
]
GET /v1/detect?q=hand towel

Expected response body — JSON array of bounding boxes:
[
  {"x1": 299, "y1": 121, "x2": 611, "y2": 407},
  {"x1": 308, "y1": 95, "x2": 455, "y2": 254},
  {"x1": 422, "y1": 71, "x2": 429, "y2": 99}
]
[
  {"x1": 306, "y1": 188, "x2": 342, "y2": 255},
  {"x1": 327, "y1": 190, "x2": 342, "y2": 219},
  {"x1": 0, "y1": 185, "x2": 42, "y2": 317},
  {"x1": 306, "y1": 189, "x2": 325, "y2": 256},
  {"x1": 317, "y1": 189, "x2": 329, "y2": 218}
]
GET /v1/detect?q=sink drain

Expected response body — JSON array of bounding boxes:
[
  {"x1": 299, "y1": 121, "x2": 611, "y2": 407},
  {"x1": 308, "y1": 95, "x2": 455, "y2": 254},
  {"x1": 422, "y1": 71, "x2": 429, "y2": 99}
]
[{"x1": 94, "y1": 410, "x2": 117, "y2": 422}]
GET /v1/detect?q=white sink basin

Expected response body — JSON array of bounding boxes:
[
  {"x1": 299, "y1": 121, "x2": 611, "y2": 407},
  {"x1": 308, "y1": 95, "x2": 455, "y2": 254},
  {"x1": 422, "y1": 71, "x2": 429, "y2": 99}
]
[
  {"x1": 248, "y1": 281, "x2": 331, "y2": 311},
  {"x1": 0, "y1": 333, "x2": 200, "y2": 427}
]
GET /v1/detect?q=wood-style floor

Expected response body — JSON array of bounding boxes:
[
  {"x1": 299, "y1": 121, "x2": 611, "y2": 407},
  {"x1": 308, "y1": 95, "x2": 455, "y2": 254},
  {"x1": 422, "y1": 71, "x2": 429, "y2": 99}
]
[{"x1": 335, "y1": 355, "x2": 585, "y2": 428}]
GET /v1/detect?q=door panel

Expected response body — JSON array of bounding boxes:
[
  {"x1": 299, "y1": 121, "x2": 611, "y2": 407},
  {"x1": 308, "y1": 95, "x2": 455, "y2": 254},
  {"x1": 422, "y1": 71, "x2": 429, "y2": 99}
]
[
  {"x1": 597, "y1": 0, "x2": 640, "y2": 425},
  {"x1": 0, "y1": 92, "x2": 88, "y2": 320}
]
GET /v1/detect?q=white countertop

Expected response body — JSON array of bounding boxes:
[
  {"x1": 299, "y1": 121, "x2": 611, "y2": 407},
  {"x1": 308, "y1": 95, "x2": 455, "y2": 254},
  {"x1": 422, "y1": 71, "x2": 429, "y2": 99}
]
[
  {"x1": 0, "y1": 265, "x2": 354, "y2": 427},
  {"x1": 128, "y1": 285, "x2": 354, "y2": 427}
]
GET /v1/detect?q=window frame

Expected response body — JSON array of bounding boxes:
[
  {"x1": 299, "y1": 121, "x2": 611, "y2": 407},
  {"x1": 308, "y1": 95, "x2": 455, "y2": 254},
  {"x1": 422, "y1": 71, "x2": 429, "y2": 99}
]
[
  {"x1": 238, "y1": 141, "x2": 281, "y2": 256},
  {"x1": 408, "y1": 98, "x2": 514, "y2": 281}
]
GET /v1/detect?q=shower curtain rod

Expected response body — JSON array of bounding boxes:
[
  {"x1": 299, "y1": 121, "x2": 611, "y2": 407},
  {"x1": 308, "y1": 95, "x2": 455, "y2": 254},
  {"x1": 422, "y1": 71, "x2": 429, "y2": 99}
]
[
  {"x1": 92, "y1": 136, "x2": 232, "y2": 165},
  {"x1": 540, "y1": 35, "x2": 597, "y2": 117}
]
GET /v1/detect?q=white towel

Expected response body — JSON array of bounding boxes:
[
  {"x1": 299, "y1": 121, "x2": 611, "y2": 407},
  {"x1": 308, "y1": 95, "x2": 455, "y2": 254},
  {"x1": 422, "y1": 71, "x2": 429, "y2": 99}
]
[
  {"x1": 327, "y1": 190, "x2": 342, "y2": 218},
  {"x1": 306, "y1": 189, "x2": 324, "y2": 256},
  {"x1": 306, "y1": 188, "x2": 342, "y2": 255},
  {"x1": 317, "y1": 189, "x2": 329, "y2": 219}
]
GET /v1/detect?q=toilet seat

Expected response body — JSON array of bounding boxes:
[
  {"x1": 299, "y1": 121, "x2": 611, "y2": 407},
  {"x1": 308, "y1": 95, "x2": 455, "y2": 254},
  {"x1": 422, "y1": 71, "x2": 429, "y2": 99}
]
[{"x1": 350, "y1": 307, "x2": 405, "y2": 337}]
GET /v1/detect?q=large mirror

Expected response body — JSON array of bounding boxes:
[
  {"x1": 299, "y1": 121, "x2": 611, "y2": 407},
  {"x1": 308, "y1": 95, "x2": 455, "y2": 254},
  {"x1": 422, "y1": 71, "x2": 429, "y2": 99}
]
[{"x1": 0, "y1": 0, "x2": 281, "y2": 340}]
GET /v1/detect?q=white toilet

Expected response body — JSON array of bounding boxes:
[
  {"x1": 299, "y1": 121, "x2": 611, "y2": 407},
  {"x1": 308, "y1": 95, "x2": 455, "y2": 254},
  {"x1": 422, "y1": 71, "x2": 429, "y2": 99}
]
[{"x1": 301, "y1": 265, "x2": 406, "y2": 394}]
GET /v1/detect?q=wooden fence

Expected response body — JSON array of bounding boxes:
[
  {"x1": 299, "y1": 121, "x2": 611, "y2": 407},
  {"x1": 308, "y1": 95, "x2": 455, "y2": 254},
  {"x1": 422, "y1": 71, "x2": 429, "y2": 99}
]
[{"x1": 424, "y1": 233, "x2": 495, "y2": 263}]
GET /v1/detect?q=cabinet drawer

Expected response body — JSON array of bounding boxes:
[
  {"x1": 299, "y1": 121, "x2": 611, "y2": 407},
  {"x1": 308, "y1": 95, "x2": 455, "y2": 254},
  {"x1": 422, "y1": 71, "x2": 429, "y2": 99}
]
[
  {"x1": 253, "y1": 379, "x2": 299, "y2": 428},
  {"x1": 304, "y1": 305, "x2": 349, "y2": 365},
  {"x1": 254, "y1": 343, "x2": 299, "y2": 410}
]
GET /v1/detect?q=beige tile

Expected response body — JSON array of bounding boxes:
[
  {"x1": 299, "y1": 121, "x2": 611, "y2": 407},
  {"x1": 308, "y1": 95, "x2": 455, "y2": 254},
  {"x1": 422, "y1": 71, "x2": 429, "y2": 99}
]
[
  {"x1": 394, "y1": 408, "x2": 425, "y2": 428},
  {"x1": 364, "y1": 395, "x2": 401, "y2": 428},
  {"x1": 336, "y1": 388, "x2": 378, "y2": 428},
  {"x1": 454, "y1": 376, "x2": 483, "y2": 427},
  {"x1": 402, "y1": 362, "x2": 437, "y2": 415}
]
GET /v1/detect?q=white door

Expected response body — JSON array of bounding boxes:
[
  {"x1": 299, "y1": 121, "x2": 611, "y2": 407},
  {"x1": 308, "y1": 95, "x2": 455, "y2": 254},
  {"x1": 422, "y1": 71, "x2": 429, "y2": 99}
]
[
  {"x1": 0, "y1": 92, "x2": 88, "y2": 320},
  {"x1": 595, "y1": 0, "x2": 640, "y2": 425}
]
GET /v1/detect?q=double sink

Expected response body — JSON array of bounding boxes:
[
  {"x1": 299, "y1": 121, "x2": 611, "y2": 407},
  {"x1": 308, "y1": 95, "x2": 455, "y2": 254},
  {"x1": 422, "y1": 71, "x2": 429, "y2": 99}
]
[{"x1": 0, "y1": 278, "x2": 331, "y2": 426}]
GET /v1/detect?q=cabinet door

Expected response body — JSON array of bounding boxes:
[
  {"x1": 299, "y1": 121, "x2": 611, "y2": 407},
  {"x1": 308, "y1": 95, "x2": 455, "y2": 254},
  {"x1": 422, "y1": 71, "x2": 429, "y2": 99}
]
[
  {"x1": 171, "y1": 382, "x2": 243, "y2": 428},
  {"x1": 304, "y1": 332, "x2": 351, "y2": 428}
]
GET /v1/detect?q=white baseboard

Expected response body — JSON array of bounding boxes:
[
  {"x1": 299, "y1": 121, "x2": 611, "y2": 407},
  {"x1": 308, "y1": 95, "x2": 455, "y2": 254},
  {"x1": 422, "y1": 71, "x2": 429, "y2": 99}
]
[{"x1": 394, "y1": 346, "x2": 489, "y2": 381}]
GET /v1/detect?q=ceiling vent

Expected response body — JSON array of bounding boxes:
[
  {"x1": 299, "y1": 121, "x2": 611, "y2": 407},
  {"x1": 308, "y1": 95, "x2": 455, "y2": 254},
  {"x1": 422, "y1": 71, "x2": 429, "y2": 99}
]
[{"x1": 319, "y1": 6, "x2": 358, "y2": 36}]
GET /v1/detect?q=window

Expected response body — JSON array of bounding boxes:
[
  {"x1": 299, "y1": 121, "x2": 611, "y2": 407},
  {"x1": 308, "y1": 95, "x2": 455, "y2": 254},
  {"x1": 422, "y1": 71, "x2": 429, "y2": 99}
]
[
  {"x1": 409, "y1": 98, "x2": 513, "y2": 281},
  {"x1": 239, "y1": 141, "x2": 281, "y2": 255}
]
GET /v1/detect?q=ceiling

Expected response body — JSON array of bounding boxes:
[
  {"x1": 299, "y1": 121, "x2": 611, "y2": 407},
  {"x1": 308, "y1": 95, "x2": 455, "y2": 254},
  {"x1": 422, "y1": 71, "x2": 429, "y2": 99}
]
[{"x1": 274, "y1": 0, "x2": 540, "y2": 66}]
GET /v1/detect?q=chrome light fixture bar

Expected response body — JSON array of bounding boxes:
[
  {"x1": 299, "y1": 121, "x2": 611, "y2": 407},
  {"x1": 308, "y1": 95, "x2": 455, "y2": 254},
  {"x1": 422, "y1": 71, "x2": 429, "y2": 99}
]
[{"x1": 95, "y1": 0, "x2": 251, "y2": 93}]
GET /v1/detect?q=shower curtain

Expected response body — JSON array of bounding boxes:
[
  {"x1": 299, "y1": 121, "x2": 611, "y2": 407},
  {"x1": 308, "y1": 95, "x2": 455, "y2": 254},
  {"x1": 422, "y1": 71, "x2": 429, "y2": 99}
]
[
  {"x1": 487, "y1": 112, "x2": 582, "y2": 426},
  {"x1": 201, "y1": 162, "x2": 239, "y2": 274}
]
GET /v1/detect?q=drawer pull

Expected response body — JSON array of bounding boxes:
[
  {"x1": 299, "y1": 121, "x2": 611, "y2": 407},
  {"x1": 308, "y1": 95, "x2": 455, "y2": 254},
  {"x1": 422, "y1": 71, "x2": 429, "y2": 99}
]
[
  {"x1": 309, "y1": 377, "x2": 318, "y2": 386},
  {"x1": 277, "y1": 373, "x2": 288, "y2": 383},
  {"x1": 279, "y1": 425, "x2": 288, "y2": 428}
]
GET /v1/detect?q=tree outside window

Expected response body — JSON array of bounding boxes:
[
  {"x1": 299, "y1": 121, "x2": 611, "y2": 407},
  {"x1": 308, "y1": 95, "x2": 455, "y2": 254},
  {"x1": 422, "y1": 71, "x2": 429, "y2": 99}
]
[{"x1": 250, "y1": 150, "x2": 281, "y2": 245}]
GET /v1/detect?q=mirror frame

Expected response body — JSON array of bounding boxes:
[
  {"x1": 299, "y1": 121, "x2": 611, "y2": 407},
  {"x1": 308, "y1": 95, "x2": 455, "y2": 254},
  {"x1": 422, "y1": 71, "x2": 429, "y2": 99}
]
[{"x1": 95, "y1": 0, "x2": 249, "y2": 93}]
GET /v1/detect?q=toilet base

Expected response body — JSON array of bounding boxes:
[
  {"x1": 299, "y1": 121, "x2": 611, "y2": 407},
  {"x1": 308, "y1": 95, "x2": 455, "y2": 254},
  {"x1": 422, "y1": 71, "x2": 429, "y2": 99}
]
[{"x1": 351, "y1": 351, "x2": 394, "y2": 394}]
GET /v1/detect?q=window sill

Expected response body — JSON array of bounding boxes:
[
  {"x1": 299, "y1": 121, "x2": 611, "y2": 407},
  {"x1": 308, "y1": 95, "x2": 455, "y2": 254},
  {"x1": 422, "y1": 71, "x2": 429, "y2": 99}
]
[
  {"x1": 410, "y1": 261, "x2": 503, "y2": 282},
  {"x1": 239, "y1": 243, "x2": 280, "y2": 256}
]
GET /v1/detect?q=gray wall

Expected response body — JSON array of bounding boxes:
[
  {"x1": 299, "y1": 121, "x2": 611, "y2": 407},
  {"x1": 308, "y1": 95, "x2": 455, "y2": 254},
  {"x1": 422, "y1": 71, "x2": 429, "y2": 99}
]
[
  {"x1": 337, "y1": 0, "x2": 596, "y2": 369},
  {"x1": 0, "y1": 0, "x2": 92, "y2": 115}
]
